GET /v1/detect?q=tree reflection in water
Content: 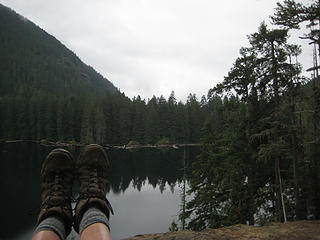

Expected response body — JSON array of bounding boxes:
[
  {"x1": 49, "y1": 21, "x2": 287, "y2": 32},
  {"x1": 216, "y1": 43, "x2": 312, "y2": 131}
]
[
  {"x1": 108, "y1": 147, "x2": 197, "y2": 194},
  {"x1": 0, "y1": 142, "x2": 199, "y2": 240}
]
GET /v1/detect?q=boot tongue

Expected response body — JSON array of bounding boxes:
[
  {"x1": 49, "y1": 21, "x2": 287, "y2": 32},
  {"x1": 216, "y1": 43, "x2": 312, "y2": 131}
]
[{"x1": 50, "y1": 196, "x2": 64, "y2": 206}]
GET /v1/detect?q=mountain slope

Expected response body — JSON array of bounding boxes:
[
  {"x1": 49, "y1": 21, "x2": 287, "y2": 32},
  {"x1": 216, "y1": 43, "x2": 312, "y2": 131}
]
[
  {"x1": 0, "y1": 4, "x2": 117, "y2": 97},
  {"x1": 0, "y1": 4, "x2": 205, "y2": 145}
]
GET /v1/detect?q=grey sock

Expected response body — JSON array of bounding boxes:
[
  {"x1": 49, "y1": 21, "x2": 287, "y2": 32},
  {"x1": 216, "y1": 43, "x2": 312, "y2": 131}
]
[
  {"x1": 79, "y1": 207, "x2": 110, "y2": 235},
  {"x1": 34, "y1": 216, "x2": 66, "y2": 240}
]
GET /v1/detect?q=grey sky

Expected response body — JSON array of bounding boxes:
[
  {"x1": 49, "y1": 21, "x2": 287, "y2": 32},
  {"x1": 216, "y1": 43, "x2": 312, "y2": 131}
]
[{"x1": 0, "y1": 0, "x2": 314, "y2": 101}]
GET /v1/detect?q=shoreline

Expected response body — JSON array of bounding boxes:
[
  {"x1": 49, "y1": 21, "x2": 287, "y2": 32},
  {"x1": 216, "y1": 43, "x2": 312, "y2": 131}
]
[
  {"x1": 2, "y1": 139, "x2": 201, "y2": 150},
  {"x1": 123, "y1": 221, "x2": 320, "y2": 240}
]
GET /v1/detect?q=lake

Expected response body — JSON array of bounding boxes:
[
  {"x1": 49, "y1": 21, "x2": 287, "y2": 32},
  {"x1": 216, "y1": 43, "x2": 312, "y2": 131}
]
[{"x1": 0, "y1": 142, "x2": 199, "y2": 240}]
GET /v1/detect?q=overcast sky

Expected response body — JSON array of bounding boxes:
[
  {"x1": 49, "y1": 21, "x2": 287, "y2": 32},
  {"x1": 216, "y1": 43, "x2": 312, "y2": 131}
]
[{"x1": 0, "y1": 0, "x2": 314, "y2": 101}]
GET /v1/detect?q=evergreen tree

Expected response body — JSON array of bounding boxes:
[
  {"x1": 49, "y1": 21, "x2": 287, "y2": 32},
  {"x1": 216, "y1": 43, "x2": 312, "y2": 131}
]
[
  {"x1": 131, "y1": 96, "x2": 147, "y2": 143},
  {"x1": 184, "y1": 97, "x2": 249, "y2": 230},
  {"x1": 94, "y1": 106, "x2": 106, "y2": 143},
  {"x1": 272, "y1": 0, "x2": 320, "y2": 219},
  {"x1": 80, "y1": 100, "x2": 94, "y2": 144}
]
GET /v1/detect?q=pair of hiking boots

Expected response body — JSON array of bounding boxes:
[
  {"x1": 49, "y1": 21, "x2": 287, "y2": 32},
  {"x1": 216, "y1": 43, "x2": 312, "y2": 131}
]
[{"x1": 37, "y1": 144, "x2": 114, "y2": 235}]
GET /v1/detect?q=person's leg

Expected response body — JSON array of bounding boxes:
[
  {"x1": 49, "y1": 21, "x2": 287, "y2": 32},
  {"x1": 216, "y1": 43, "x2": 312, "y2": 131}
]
[
  {"x1": 32, "y1": 148, "x2": 74, "y2": 240},
  {"x1": 32, "y1": 230, "x2": 60, "y2": 240},
  {"x1": 33, "y1": 216, "x2": 66, "y2": 240},
  {"x1": 74, "y1": 144, "x2": 114, "y2": 240},
  {"x1": 79, "y1": 207, "x2": 111, "y2": 240},
  {"x1": 80, "y1": 223, "x2": 112, "y2": 240}
]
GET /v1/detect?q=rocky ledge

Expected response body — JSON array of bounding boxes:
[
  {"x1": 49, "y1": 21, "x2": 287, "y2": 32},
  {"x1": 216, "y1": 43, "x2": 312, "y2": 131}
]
[{"x1": 124, "y1": 221, "x2": 320, "y2": 240}]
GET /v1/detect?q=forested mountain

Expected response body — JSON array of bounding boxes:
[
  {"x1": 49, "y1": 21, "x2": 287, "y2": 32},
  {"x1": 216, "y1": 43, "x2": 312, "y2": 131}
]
[
  {"x1": 0, "y1": 4, "x2": 117, "y2": 97},
  {"x1": 0, "y1": 4, "x2": 207, "y2": 144}
]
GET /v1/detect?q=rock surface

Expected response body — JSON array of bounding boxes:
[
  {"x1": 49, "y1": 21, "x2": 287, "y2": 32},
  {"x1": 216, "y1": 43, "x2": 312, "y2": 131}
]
[{"x1": 123, "y1": 221, "x2": 320, "y2": 240}]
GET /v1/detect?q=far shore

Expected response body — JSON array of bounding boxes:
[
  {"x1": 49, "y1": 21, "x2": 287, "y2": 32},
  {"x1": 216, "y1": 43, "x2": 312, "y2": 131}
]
[{"x1": 2, "y1": 139, "x2": 201, "y2": 150}]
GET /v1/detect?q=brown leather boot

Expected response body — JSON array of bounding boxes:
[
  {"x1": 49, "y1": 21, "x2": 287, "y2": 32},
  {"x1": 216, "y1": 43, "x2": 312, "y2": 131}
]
[
  {"x1": 74, "y1": 144, "x2": 114, "y2": 233},
  {"x1": 37, "y1": 148, "x2": 74, "y2": 236}
]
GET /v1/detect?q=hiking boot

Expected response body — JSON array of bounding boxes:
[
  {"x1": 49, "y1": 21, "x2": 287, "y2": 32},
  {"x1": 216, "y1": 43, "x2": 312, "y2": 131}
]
[
  {"x1": 37, "y1": 148, "x2": 74, "y2": 236},
  {"x1": 74, "y1": 144, "x2": 114, "y2": 233}
]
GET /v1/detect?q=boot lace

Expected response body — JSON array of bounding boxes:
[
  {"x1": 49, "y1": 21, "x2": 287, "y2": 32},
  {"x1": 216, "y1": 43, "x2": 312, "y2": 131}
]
[
  {"x1": 41, "y1": 171, "x2": 73, "y2": 209},
  {"x1": 79, "y1": 165, "x2": 107, "y2": 199}
]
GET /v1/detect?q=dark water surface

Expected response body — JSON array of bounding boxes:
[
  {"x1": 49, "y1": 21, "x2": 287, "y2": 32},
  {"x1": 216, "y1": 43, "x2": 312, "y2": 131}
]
[{"x1": 0, "y1": 142, "x2": 199, "y2": 240}]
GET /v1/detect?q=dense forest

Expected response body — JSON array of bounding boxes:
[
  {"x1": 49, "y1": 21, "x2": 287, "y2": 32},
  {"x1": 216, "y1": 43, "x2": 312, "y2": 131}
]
[
  {"x1": 0, "y1": 4, "x2": 207, "y2": 144},
  {"x1": 182, "y1": 0, "x2": 320, "y2": 231},
  {"x1": 0, "y1": 91, "x2": 208, "y2": 144}
]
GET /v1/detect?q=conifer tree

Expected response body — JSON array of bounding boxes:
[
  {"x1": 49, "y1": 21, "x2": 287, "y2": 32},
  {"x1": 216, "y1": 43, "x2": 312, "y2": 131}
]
[
  {"x1": 80, "y1": 100, "x2": 94, "y2": 144},
  {"x1": 184, "y1": 96, "x2": 248, "y2": 229},
  {"x1": 247, "y1": 23, "x2": 301, "y2": 222},
  {"x1": 94, "y1": 106, "x2": 106, "y2": 143},
  {"x1": 272, "y1": 0, "x2": 320, "y2": 219},
  {"x1": 213, "y1": 50, "x2": 260, "y2": 225}
]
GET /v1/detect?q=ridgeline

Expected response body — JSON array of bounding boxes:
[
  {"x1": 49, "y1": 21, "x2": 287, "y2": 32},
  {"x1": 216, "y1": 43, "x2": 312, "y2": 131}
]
[{"x1": 0, "y1": 4, "x2": 208, "y2": 145}]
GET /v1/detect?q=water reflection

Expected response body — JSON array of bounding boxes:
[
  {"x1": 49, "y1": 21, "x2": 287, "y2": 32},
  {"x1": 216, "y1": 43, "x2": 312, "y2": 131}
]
[
  {"x1": 0, "y1": 142, "x2": 199, "y2": 240},
  {"x1": 108, "y1": 147, "x2": 197, "y2": 194}
]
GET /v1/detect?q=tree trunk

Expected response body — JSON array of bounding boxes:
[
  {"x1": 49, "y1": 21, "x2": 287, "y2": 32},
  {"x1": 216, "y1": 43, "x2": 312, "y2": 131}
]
[
  {"x1": 271, "y1": 40, "x2": 286, "y2": 222},
  {"x1": 278, "y1": 164, "x2": 287, "y2": 222},
  {"x1": 181, "y1": 147, "x2": 187, "y2": 229},
  {"x1": 245, "y1": 87, "x2": 255, "y2": 225},
  {"x1": 312, "y1": 46, "x2": 320, "y2": 219},
  {"x1": 248, "y1": 159, "x2": 255, "y2": 225}
]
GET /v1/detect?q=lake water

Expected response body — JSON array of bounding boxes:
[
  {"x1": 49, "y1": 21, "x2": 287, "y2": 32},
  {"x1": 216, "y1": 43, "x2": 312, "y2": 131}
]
[{"x1": 0, "y1": 142, "x2": 199, "y2": 240}]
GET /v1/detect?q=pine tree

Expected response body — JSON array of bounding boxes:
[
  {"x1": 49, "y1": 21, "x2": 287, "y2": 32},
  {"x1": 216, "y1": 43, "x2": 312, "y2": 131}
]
[
  {"x1": 272, "y1": 0, "x2": 320, "y2": 219},
  {"x1": 186, "y1": 94, "x2": 202, "y2": 143},
  {"x1": 131, "y1": 95, "x2": 146, "y2": 143},
  {"x1": 213, "y1": 50, "x2": 260, "y2": 225},
  {"x1": 247, "y1": 23, "x2": 300, "y2": 222},
  {"x1": 94, "y1": 105, "x2": 106, "y2": 144},
  {"x1": 145, "y1": 96, "x2": 159, "y2": 144},
  {"x1": 184, "y1": 97, "x2": 249, "y2": 230},
  {"x1": 80, "y1": 100, "x2": 94, "y2": 144}
]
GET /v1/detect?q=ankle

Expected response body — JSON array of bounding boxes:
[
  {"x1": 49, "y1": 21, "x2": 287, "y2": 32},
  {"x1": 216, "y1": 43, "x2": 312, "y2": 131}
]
[
  {"x1": 34, "y1": 216, "x2": 66, "y2": 240},
  {"x1": 79, "y1": 207, "x2": 110, "y2": 235}
]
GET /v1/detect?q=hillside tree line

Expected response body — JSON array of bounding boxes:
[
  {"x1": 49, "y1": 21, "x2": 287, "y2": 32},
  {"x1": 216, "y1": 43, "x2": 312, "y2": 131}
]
[{"x1": 0, "y1": 91, "x2": 208, "y2": 144}]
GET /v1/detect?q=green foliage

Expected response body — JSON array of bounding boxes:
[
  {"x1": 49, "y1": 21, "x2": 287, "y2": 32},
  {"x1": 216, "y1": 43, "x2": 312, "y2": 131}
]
[
  {"x1": 184, "y1": 97, "x2": 250, "y2": 230},
  {"x1": 0, "y1": 89, "x2": 208, "y2": 144},
  {"x1": 185, "y1": 4, "x2": 320, "y2": 228},
  {"x1": 168, "y1": 220, "x2": 179, "y2": 232},
  {"x1": 156, "y1": 137, "x2": 170, "y2": 145},
  {"x1": 128, "y1": 140, "x2": 140, "y2": 145}
]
